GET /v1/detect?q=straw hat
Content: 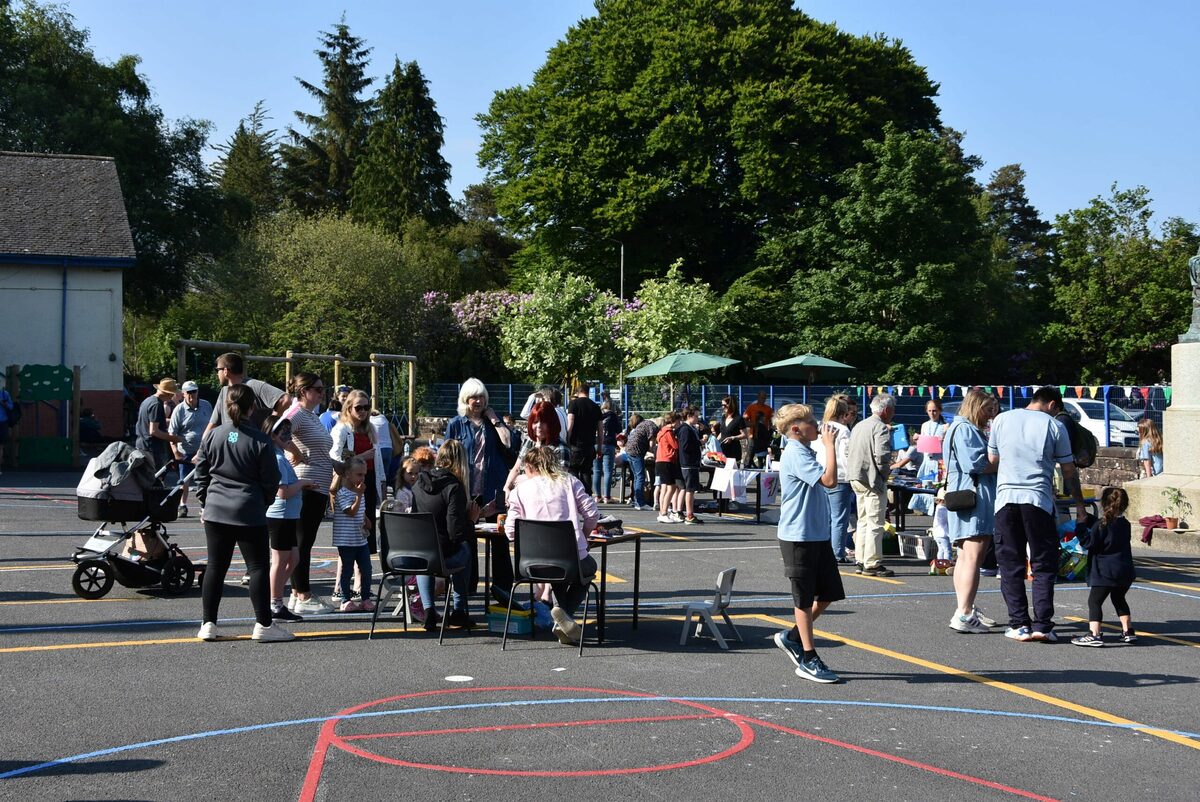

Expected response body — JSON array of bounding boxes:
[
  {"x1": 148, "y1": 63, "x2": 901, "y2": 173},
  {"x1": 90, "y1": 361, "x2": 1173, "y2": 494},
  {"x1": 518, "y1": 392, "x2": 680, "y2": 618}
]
[{"x1": 155, "y1": 378, "x2": 180, "y2": 394}]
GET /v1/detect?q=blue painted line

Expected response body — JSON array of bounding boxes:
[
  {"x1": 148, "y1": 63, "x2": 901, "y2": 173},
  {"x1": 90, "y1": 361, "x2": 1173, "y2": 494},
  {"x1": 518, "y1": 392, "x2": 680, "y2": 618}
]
[
  {"x1": 3, "y1": 694, "x2": 1198, "y2": 780},
  {"x1": 1131, "y1": 583, "x2": 1200, "y2": 600}
]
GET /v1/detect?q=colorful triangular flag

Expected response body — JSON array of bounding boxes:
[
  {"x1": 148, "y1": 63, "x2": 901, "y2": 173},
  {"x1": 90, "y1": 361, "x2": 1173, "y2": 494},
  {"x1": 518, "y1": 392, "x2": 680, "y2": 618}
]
[
  {"x1": 1058, "y1": 385, "x2": 1067, "y2": 396},
  {"x1": 1123, "y1": 386, "x2": 1133, "y2": 399},
  {"x1": 1021, "y1": 386, "x2": 1029, "y2": 398},
  {"x1": 938, "y1": 386, "x2": 947, "y2": 399},
  {"x1": 1164, "y1": 387, "x2": 1173, "y2": 403},
  {"x1": 997, "y1": 386, "x2": 1005, "y2": 398}
]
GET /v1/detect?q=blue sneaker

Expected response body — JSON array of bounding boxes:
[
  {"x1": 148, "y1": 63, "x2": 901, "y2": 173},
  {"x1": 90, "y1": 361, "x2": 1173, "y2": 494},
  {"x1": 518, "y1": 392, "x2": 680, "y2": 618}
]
[
  {"x1": 796, "y1": 654, "x2": 840, "y2": 684},
  {"x1": 773, "y1": 630, "x2": 804, "y2": 669}
]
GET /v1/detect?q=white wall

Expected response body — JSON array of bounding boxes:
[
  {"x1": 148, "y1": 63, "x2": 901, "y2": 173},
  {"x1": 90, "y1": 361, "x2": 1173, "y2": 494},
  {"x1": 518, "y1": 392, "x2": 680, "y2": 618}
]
[{"x1": 0, "y1": 264, "x2": 124, "y2": 391}]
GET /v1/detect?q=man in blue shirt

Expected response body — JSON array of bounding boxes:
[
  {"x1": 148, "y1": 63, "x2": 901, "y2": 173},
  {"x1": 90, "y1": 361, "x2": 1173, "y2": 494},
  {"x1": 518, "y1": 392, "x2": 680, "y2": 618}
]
[
  {"x1": 773, "y1": 403, "x2": 845, "y2": 683},
  {"x1": 988, "y1": 386, "x2": 1087, "y2": 643}
]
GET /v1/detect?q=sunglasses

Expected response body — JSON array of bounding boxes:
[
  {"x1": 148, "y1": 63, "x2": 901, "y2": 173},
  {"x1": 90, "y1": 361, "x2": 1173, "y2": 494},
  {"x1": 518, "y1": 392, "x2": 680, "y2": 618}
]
[{"x1": 353, "y1": 404, "x2": 370, "y2": 412}]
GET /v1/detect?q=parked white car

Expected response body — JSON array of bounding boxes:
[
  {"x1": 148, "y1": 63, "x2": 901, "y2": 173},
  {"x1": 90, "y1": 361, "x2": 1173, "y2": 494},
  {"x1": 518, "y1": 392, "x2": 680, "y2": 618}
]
[{"x1": 943, "y1": 397, "x2": 1138, "y2": 447}]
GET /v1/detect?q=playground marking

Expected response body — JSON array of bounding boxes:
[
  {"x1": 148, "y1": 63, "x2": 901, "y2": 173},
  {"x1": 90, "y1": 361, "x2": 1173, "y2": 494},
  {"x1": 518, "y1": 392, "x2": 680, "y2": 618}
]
[
  {"x1": 1063, "y1": 616, "x2": 1200, "y2": 649},
  {"x1": 840, "y1": 571, "x2": 905, "y2": 585},
  {"x1": 754, "y1": 612, "x2": 1200, "y2": 752},
  {"x1": 0, "y1": 563, "x2": 76, "y2": 572},
  {"x1": 0, "y1": 597, "x2": 146, "y2": 606},
  {"x1": 1143, "y1": 579, "x2": 1200, "y2": 596},
  {"x1": 625, "y1": 526, "x2": 690, "y2": 542}
]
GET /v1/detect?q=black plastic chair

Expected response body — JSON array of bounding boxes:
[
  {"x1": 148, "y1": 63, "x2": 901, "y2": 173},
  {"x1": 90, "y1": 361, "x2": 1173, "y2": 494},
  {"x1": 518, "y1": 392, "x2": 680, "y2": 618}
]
[
  {"x1": 504, "y1": 518, "x2": 598, "y2": 656},
  {"x1": 370, "y1": 511, "x2": 463, "y2": 644}
]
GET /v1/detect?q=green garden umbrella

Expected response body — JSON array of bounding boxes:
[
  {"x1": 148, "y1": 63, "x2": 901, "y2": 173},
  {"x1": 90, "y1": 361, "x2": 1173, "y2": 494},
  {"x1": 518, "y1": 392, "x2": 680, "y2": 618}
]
[
  {"x1": 754, "y1": 352, "x2": 858, "y2": 383},
  {"x1": 626, "y1": 348, "x2": 741, "y2": 378}
]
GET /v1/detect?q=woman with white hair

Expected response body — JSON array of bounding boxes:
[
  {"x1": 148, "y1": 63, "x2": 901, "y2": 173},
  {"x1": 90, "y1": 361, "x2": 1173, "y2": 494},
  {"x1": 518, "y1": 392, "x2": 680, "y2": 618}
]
[{"x1": 444, "y1": 378, "x2": 513, "y2": 508}]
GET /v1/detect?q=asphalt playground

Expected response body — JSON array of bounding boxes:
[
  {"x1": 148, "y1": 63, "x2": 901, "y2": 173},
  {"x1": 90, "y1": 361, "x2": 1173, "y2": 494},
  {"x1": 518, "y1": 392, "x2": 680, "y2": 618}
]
[{"x1": 2, "y1": 471, "x2": 1199, "y2": 801}]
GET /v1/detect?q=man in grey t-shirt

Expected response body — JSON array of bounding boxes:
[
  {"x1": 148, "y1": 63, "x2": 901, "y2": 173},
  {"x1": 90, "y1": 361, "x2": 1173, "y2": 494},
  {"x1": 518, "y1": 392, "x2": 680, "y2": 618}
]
[
  {"x1": 987, "y1": 386, "x2": 1086, "y2": 642},
  {"x1": 205, "y1": 352, "x2": 288, "y2": 435}
]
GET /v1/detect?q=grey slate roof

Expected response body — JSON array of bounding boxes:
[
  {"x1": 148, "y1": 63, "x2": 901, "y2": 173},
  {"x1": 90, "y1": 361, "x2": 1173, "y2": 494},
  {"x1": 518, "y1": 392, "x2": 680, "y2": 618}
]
[{"x1": 0, "y1": 151, "x2": 136, "y2": 261}]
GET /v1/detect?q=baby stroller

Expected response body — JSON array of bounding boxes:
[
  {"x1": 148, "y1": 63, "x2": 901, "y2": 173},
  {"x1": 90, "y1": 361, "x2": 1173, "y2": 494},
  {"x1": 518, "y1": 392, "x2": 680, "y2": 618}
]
[{"x1": 71, "y1": 443, "x2": 197, "y2": 600}]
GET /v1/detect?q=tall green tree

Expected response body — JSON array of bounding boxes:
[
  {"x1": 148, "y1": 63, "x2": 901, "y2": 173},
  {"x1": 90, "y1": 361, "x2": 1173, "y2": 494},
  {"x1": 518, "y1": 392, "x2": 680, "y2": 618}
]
[
  {"x1": 1046, "y1": 186, "x2": 1196, "y2": 382},
  {"x1": 351, "y1": 59, "x2": 454, "y2": 231},
  {"x1": 280, "y1": 19, "x2": 373, "y2": 214},
  {"x1": 618, "y1": 262, "x2": 729, "y2": 367},
  {"x1": 784, "y1": 127, "x2": 988, "y2": 382},
  {"x1": 0, "y1": 0, "x2": 227, "y2": 312},
  {"x1": 477, "y1": 0, "x2": 941, "y2": 290},
  {"x1": 977, "y1": 164, "x2": 1055, "y2": 377},
  {"x1": 213, "y1": 101, "x2": 282, "y2": 227}
]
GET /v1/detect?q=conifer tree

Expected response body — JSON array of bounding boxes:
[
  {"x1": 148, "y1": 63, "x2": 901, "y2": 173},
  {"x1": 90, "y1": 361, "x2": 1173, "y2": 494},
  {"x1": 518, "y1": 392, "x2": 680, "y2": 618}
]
[
  {"x1": 280, "y1": 19, "x2": 373, "y2": 213},
  {"x1": 213, "y1": 100, "x2": 281, "y2": 225},
  {"x1": 351, "y1": 58, "x2": 453, "y2": 231}
]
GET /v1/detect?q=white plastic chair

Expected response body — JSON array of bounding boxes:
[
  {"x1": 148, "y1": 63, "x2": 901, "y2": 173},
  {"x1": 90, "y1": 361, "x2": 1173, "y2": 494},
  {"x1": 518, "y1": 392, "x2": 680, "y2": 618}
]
[{"x1": 679, "y1": 568, "x2": 742, "y2": 649}]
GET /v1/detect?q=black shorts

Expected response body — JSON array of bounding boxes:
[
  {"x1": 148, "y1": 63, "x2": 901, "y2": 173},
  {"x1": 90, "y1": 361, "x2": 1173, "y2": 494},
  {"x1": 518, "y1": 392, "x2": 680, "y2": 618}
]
[
  {"x1": 779, "y1": 540, "x2": 846, "y2": 609},
  {"x1": 679, "y1": 467, "x2": 700, "y2": 492},
  {"x1": 655, "y1": 462, "x2": 678, "y2": 486},
  {"x1": 267, "y1": 517, "x2": 298, "y2": 550}
]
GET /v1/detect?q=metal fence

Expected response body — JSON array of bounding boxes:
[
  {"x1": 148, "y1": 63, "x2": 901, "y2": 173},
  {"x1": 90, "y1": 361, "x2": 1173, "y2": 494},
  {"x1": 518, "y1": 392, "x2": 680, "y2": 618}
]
[{"x1": 423, "y1": 382, "x2": 1170, "y2": 446}]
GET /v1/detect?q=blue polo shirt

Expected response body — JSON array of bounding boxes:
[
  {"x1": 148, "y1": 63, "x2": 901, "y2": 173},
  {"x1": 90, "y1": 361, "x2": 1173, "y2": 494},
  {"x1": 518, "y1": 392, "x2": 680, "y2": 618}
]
[
  {"x1": 987, "y1": 408, "x2": 1073, "y2": 515},
  {"x1": 777, "y1": 438, "x2": 831, "y2": 542}
]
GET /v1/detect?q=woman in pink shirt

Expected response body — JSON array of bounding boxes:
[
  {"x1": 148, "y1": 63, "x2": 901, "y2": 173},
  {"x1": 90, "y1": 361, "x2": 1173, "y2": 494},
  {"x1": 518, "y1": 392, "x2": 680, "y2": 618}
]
[{"x1": 504, "y1": 446, "x2": 599, "y2": 645}]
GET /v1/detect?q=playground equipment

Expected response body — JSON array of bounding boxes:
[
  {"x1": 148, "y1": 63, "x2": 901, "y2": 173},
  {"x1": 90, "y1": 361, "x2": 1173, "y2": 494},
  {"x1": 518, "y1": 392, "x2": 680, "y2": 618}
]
[
  {"x1": 174, "y1": 341, "x2": 416, "y2": 434},
  {"x1": 4, "y1": 363, "x2": 81, "y2": 467}
]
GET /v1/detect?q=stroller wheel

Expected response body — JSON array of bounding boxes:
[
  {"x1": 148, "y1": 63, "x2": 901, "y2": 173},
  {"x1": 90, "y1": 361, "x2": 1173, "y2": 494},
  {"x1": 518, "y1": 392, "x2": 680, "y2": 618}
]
[
  {"x1": 72, "y1": 560, "x2": 113, "y2": 600},
  {"x1": 161, "y1": 556, "x2": 196, "y2": 596}
]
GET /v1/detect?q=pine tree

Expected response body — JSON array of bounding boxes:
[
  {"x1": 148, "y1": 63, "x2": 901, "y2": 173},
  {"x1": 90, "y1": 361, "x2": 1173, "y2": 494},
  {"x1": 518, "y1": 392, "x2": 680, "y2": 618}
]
[
  {"x1": 213, "y1": 100, "x2": 281, "y2": 225},
  {"x1": 984, "y1": 164, "x2": 1053, "y2": 295},
  {"x1": 280, "y1": 19, "x2": 373, "y2": 214},
  {"x1": 351, "y1": 58, "x2": 453, "y2": 231}
]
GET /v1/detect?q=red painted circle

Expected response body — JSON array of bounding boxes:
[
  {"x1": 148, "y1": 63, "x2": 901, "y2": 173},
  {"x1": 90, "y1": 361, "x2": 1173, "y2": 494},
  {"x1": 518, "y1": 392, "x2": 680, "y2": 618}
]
[{"x1": 323, "y1": 685, "x2": 755, "y2": 776}]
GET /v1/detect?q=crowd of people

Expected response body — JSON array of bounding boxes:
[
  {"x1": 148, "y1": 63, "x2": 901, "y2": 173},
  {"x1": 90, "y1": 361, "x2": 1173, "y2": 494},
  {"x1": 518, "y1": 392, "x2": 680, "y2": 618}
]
[
  {"x1": 140, "y1": 360, "x2": 1142, "y2": 665},
  {"x1": 771, "y1": 386, "x2": 1140, "y2": 684}
]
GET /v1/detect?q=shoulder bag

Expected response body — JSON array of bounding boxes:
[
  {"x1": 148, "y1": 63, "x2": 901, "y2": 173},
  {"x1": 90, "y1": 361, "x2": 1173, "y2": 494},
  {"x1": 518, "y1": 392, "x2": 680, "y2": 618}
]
[{"x1": 942, "y1": 422, "x2": 980, "y2": 512}]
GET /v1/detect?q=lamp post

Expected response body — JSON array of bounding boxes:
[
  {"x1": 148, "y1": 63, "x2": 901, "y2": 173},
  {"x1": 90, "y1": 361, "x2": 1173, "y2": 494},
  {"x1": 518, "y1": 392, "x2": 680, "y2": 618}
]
[{"x1": 572, "y1": 226, "x2": 626, "y2": 399}]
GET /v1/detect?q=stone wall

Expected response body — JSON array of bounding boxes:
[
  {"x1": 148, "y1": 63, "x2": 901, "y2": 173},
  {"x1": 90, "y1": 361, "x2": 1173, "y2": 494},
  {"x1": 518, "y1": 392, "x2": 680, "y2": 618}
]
[{"x1": 1080, "y1": 447, "x2": 1140, "y2": 489}]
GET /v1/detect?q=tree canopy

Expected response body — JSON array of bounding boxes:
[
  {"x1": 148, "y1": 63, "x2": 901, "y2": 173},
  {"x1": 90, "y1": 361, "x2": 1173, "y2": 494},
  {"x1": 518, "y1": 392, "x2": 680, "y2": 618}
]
[{"x1": 478, "y1": 0, "x2": 942, "y2": 291}]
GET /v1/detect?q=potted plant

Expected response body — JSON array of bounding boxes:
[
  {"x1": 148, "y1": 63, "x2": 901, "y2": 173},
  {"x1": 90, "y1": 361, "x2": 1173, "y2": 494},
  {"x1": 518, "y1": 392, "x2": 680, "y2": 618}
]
[{"x1": 1161, "y1": 487, "x2": 1193, "y2": 530}]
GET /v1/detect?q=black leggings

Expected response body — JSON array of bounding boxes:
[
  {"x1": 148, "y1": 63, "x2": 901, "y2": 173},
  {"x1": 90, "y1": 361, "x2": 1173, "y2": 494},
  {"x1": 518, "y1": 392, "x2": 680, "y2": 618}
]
[
  {"x1": 1088, "y1": 584, "x2": 1132, "y2": 621},
  {"x1": 202, "y1": 521, "x2": 271, "y2": 626},
  {"x1": 292, "y1": 489, "x2": 328, "y2": 594}
]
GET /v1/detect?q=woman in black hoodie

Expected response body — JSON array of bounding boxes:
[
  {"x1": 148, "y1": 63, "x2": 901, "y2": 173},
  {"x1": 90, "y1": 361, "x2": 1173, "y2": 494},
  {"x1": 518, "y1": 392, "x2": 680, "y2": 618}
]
[{"x1": 409, "y1": 439, "x2": 478, "y2": 629}]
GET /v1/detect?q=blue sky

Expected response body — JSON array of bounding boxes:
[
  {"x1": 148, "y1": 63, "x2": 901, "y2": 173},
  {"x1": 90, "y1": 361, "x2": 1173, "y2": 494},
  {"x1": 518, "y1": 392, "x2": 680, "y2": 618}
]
[{"x1": 64, "y1": 0, "x2": 1200, "y2": 227}]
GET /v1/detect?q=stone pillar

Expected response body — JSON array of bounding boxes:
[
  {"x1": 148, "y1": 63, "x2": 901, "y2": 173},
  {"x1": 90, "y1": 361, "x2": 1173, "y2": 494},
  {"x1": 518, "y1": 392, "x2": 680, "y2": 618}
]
[{"x1": 1124, "y1": 342, "x2": 1200, "y2": 528}]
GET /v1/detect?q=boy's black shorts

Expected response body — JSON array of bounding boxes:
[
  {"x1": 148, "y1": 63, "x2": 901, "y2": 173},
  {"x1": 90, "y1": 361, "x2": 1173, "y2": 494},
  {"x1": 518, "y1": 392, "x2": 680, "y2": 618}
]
[
  {"x1": 779, "y1": 540, "x2": 846, "y2": 609},
  {"x1": 655, "y1": 462, "x2": 678, "y2": 487},
  {"x1": 679, "y1": 467, "x2": 701, "y2": 492},
  {"x1": 267, "y1": 517, "x2": 298, "y2": 550}
]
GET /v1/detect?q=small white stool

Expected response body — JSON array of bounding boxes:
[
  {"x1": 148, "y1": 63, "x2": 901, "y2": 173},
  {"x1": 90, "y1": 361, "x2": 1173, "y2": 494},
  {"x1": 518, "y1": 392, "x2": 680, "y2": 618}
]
[{"x1": 680, "y1": 567, "x2": 742, "y2": 649}]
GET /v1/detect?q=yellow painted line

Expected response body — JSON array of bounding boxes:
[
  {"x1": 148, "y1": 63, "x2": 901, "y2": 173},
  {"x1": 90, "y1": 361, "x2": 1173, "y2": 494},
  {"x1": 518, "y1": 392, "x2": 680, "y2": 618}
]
[
  {"x1": 840, "y1": 571, "x2": 905, "y2": 586},
  {"x1": 1144, "y1": 580, "x2": 1200, "y2": 595},
  {"x1": 0, "y1": 626, "x2": 448, "y2": 654},
  {"x1": 0, "y1": 564, "x2": 75, "y2": 572},
  {"x1": 1136, "y1": 558, "x2": 1200, "y2": 576},
  {"x1": 0, "y1": 597, "x2": 147, "y2": 606},
  {"x1": 625, "y1": 526, "x2": 691, "y2": 542},
  {"x1": 600, "y1": 572, "x2": 626, "y2": 584},
  {"x1": 1064, "y1": 616, "x2": 1200, "y2": 649},
  {"x1": 755, "y1": 612, "x2": 1200, "y2": 752}
]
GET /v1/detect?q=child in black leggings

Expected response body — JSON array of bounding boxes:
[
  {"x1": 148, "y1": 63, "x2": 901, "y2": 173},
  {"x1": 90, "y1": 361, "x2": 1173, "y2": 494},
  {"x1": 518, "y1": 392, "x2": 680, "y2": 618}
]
[{"x1": 1072, "y1": 487, "x2": 1136, "y2": 647}]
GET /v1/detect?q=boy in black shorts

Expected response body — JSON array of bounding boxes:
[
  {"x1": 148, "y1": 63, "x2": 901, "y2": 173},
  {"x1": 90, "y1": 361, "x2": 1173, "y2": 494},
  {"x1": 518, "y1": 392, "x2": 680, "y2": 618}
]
[
  {"x1": 772, "y1": 403, "x2": 845, "y2": 683},
  {"x1": 677, "y1": 407, "x2": 704, "y2": 524}
]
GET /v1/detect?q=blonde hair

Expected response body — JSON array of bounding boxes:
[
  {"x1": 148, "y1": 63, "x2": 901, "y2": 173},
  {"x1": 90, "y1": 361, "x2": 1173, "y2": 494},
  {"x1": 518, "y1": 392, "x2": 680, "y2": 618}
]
[
  {"x1": 337, "y1": 389, "x2": 376, "y2": 438},
  {"x1": 436, "y1": 439, "x2": 470, "y2": 488},
  {"x1": 959, "y1": 389, "x2": 997, "y2": 428},
  {"x1": 456, "y1": 378, "x2": 488, "y2": 417},
  {"x1": 331, "y1": 455, "x2": 366, "y2": 496},
  {"x1": 823, "y1": 393, "x2": 850, "y2": 423},
  {"x1": 522, "y1": 444, "x2": 567, "y2": 481},
  {"x1": 1138, "y1": 418, "x2": 1162, "y2": 455},
  {"x1": 774, "y1": 403, "x2": 814, "y2": 436}
]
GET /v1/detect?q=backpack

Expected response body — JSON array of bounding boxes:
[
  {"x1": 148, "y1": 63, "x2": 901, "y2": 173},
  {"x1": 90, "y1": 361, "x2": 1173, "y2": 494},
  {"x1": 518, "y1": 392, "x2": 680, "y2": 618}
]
[
  {"x1": 1056, "y1": 412, "x2": 1098, "y2": 469},
  {"x1": 1, "y1": 391, "x2": 18, "y2": 427}
]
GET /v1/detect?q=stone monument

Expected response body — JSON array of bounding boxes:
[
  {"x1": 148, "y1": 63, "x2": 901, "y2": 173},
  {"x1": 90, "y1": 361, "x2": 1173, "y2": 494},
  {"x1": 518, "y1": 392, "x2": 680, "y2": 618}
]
[{"x1": 1124, "y1": 245, "x2": 1200, "y2": 546}]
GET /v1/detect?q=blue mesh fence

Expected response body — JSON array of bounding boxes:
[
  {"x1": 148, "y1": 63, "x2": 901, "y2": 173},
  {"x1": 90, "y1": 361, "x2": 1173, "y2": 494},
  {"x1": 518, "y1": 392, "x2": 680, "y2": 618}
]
[{"x1": 423, "y1": 382, "x2": 1170, "y2": 446}]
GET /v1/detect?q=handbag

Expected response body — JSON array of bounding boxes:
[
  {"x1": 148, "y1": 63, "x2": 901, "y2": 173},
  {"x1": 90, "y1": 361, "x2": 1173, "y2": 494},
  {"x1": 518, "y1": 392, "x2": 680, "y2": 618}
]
[
  {"x1": 481, "y1": 415, "x2": 518, "y2": 470},
  {"x1": 942, "y1": 423, "x2": 979, "y2": 512}
]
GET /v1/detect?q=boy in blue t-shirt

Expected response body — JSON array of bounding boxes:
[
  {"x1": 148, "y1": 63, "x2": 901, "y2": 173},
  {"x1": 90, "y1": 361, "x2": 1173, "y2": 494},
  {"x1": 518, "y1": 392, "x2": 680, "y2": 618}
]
[{"x1": 773, "y1": 403, "x2": 845, "y2": 683}]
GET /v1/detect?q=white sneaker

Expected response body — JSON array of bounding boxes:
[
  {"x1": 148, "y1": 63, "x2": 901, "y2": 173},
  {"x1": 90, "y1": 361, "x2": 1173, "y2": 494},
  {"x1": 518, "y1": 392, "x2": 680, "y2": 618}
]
[
  {"x1": 1029, "y1": 630, "x2": 1059, "y2": 643},
  {"x1": 949, "y1": 612, "x2": 990, "y2": 634},
  {"x1": 668, "y1": 512, "x2": 684, "y2": 523},
  {"x1": 251, "y1": 622, "x2": 295, "y2": 642},
  {"x1": 972, "y1": 607, "x2": 998, "y2": 627},
  {"x1": 196, "y1": 621, "x2": 219, "y2": 641},
  {"x1": 550, "y1": 605, "x2": 581, "y2": 644},
  {"x1": 656, "y1": 514, "x2": 673, "y2": 524},
  {"x1": 293, "y1": 597, "x2": 332, "y2": 615}
]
